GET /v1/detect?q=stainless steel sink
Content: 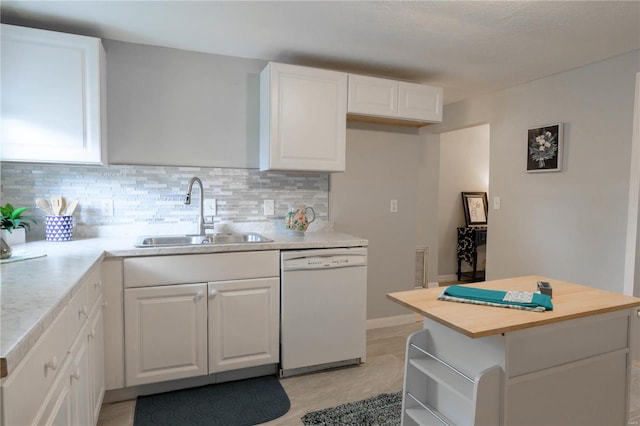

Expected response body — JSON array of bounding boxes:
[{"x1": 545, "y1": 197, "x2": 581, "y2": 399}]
[{"x1": 134, "y1": 232, "x2": 273, "y2": 247}]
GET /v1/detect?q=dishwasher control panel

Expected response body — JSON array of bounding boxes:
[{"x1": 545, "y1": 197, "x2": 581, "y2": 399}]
[{"x1": 281, "y1": 247, "x2": 367, "y2": 271}]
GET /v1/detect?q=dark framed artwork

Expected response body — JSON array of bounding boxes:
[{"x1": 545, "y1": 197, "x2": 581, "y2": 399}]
[
  {"x1": 461, "y1": 192, "x2": 488, "y2": 227},
  {"x1": 527, "y1": 123, "x2": 563, "y2": 172}
]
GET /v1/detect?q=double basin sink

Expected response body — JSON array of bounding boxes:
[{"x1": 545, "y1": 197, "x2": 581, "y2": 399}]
[{"x1": 135, "y1": 232, "x2": 273, "y2": 248}]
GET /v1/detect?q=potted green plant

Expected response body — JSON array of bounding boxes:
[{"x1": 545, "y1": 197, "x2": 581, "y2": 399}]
[{"x1": 1, "y1": 203, "x2": 36, "y2": 246}]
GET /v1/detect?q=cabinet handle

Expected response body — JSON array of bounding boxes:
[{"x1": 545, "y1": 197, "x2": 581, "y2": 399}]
[
  {"x1": 78, "y1": 306, "x2": 88, "y2": 318},
  {"x1": 94, "y1": 281, "x2": 102, "y2": 288},
  {"x1": 71, "y1": 369, "x2": 81, "y2": 381},
  {"x1": 88, "y1": 329, "x2": 95, "y2": 339},
  {"x1": 194, "y1": 291, "x2": 203, "y2": 303},
  {"x1": 45, "y1": 356, "x2": 58, "y2": 373},
  {"x1": 102, "y1": 301, "x2": 109, "y2": 308},
  {"x1": 209, "y1": 289, "x2": 218, "y2": 298}
]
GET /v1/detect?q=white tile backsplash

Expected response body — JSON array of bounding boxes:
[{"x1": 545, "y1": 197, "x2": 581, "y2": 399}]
[{"x1": 0, "y1": 163, "x2": 329, "y2": 240}]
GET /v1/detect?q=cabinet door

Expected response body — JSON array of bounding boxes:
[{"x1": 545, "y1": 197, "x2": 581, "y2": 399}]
[
  {"x1": 347, "y1": 74, "x2": 398, "y2": 117},
  {"x1": 398, "y1": 81, "x2": 443, "y2": 122},
  {"x1": 0, "y1": 24, "x2": 105, "y2": 164},
  {"x1": 88, "y1": 300, "x2": 105, "y2": 425},
  {"x1": 124, "y1": 283, "x2": 208, "y2": 386},
  {"x1": 260, "y1": 62, "x2": 347, "y2": 172},
  {"x1": 1, "y1": 303, "x2": 70, "y2": 426},
  {"x1": 208, "y1": 278, "x2": 279, "y2": 373},
  {"x1": 39, "y1": 369, "x2": 73, "y2": 426},
  {"x1": 102, "y1": 258, "x2": 124, "y2": 391},
  {"x1": 69, "y1": 326, "x2": 92, "y2": 426}
]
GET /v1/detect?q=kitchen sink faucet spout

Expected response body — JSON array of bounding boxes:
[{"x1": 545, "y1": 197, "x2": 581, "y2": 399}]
[{"x1": 184, "y1": 176, "x2": 213, "y2": 235}]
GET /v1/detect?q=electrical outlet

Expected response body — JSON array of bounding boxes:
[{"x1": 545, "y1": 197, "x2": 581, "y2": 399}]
[
  {"x1": 204, "y1": 198, "x2": 217, "y2": 215},
  {"x1": 390, "y1": 199, "x2": 398, "y2": 213},
  {"x1": 264, "y1": 199, "x2": 275, "y2": 216},
  {"x1": 101, "y1": 199, "x2": 114, "y2": 216}
]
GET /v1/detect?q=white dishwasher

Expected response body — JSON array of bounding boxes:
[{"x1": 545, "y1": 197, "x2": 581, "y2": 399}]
[{"x1": 280, "y1": 247, "x2": 367, "y2": 377}]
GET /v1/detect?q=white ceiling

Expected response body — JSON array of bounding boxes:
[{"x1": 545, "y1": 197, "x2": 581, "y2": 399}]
[{"x1": 2, "y1": 1, "x2": 639, "y2": 104}]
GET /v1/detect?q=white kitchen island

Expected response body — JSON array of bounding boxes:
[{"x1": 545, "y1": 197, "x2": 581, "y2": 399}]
[{"x1": 388, "y1": 275, "x2": 640, "y2": 426}]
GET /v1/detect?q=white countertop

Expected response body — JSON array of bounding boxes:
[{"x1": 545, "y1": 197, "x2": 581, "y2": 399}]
[{"x1": 0, "y1": 231, "x2": 367, "y2": 377}]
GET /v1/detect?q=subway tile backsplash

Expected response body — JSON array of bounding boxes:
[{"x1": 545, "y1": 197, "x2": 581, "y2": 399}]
[{"x1": 0, "y1": 163, "x2": 329, "y2": 241}]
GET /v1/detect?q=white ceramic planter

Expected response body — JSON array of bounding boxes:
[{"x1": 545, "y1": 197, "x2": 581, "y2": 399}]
[{"x1": 1, "y1": 228, "x2": 26, "y2": 245}]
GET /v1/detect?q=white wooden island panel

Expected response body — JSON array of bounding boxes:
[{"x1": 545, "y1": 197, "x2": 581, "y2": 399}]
[{"x1": 388, "y1": 275, "x2": 640, "y2": 426}]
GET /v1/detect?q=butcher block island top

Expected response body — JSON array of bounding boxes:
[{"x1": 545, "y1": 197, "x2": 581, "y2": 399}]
[{"x1": 387, "y1": 275, "x2": 640, "y2": 338}]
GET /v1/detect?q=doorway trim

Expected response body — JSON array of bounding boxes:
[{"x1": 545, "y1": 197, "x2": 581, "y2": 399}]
[{"x1": 623, "y1": 72, "x2": 640, "y2": 297}]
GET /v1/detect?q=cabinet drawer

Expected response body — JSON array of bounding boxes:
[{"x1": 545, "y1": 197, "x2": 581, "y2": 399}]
[
  {"x1": 67, "y1": 280, "x2": 89, "y2": 342},
  {"x1": 124, "y1": 250, "x2": 279, "y2": 288},
  {"x1": 506, "y1": 311, "x2": 629, "y2": 377},
  {"x1": 2, "y1": 306, "x2": 70, "y2": 426},
  {"x1": 86, "y1": 265, "x2": 103, "y2": 311}
]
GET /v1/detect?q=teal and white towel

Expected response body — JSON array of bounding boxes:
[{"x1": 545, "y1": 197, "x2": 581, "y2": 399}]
[{"x1": 438, "y1": 285, "x2": 553, "y2": 312}]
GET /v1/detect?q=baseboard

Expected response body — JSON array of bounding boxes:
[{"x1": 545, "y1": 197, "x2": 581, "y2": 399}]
[
  {"x1": 427, "y1": 281, "x2": 440, "y2": 288},
  {"x1": 437, "y1": 274, "x2": 458, "y2": 282},
  {"x1": 103, "y1": 364, "x2": 277, "y2": 403},
  {"x1": 366, "y1": 314, "x2": 417, "y2": 330}
]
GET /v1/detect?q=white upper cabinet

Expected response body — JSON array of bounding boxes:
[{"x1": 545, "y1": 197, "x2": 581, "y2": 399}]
[
  {"x1": 347, "y1": 74, "x2": 443, "y2": 125},
  {"x1": 347, "y1": 76, "x2": 398, "y2": 117},
  {"x1": 1, "y1": 24, "x2": 107, "y2": 164},
  {"x1": 260, "y1": 62, "x2": 347, "y2": 172},
  {"x1": 397, "y1": 81, "x2": 443, "y2": 122}
]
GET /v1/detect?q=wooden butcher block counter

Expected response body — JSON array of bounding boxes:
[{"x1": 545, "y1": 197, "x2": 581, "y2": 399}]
[
  {"x1": 388, "y1": 275, "x2": 640, "y2": 338},
  {"x1": 387, "y1": 275, "x2": 640, "y2": 426}
]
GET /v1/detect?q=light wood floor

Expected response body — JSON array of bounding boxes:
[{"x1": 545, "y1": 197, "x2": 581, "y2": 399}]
[
  {"x1": 98, "y1": 321, "x2": 640, "y2": 425},
  {"x1": 97, "y1": 321, "x2": 422, "y2": 426}
]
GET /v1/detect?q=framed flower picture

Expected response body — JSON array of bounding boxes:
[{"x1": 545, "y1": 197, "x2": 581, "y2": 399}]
[
  {"x1": 527, "y1": 123, "x2": 563, "y2": 172},
  {"x1": 461, "y1": 192, "x2": 488, "y2": 227}
]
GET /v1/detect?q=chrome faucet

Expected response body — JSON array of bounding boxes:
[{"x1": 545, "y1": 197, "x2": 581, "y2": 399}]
[{"x1": 184, "y1": 177, "x2": 214, "y2": 235}]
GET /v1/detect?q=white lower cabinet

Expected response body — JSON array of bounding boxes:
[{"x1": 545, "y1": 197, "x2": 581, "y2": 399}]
[
  {"x1": 40, "y1": 365, "x2": 73, "y2": 426},
  {"x1": 1, "y1": 266, "x2": 104, "y2": 426},
  {"x1": 208, "y1": 278, "x2": 279, "y2": 373},
  {"x1": 402, "y1": 310, "x2": 633, "y2": 425},
  {"x1": 122, "y1": 251, "x2": 280, "y2": 388},
  {"x1": 69, "y1": 322, "x2": 92, "y2": 426},
  {"x1": 43, "y1": 295, "x2": 105, "y2": 426},
  {"x1": 88, "y1": 298, "x2": 106, "y2": 425},
  {"x1": 124, "y1": 283, "x2": 209, "y2": 386},
  {"x1": 402, "y1": 327, "x2": 501, "y2": 425}
]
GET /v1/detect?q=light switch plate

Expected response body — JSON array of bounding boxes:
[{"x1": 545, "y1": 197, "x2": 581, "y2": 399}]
[
  {"x1": 493, "y1": 196, "x2": 501, "y2": 210},
  {"x1": 204, "y1": 199, "x2": 217, "y2": 215},
  {"x1": 390, "y1": 199, "x2": 398, "y2": 213}
]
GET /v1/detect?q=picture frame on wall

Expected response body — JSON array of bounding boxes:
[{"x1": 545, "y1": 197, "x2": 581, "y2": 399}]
[
  {"x1": 461, "y1": 192, "x2": 488, "y2": 227},
  {"x1": 527, "y1": 122, "x2": 563, "y2": 172}
]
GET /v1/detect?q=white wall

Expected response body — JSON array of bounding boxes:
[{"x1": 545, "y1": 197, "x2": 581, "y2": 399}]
[
  {"x1": 437, "y1": 125, "x2": 490, "y2": 278},
  {"x1": 331, "y1": 122, "x2": 422, "y2": 319},
  {"x1": 423, "y1": 50, "x2": 639, "y2": 293},
  {"x1": 628, "y1": 72, "x2": 640, "y2": 300}
]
